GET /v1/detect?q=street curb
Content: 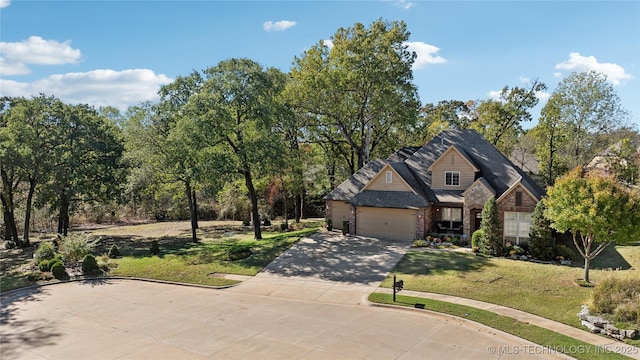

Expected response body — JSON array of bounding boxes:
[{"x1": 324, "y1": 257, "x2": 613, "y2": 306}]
[{"x1": 0, "y1": 275, "x2": 240, "y2": 300}]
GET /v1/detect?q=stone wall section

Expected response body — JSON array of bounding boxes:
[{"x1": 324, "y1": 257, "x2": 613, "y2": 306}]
[
  {"x1": 349, "y1": 205, "x2": 356, "y2": 235},
  {"x1": 416, "y1": 209, "x2": 427, "y2": 239},
  {"x1": 463, "y1": 182, "x2": 494, "y2": 239}
]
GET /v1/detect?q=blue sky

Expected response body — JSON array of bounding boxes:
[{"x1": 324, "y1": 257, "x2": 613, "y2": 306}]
[{"x1": 1, "y1": 1, "x2": 639, "y2": 130}]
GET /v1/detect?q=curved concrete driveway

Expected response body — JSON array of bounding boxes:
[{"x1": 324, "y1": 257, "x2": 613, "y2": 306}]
[
  {"x1": 1, "y1": 232, "x2": 567, "y2": 359},
  {"x1": 225, "y1": 232, "x2": 410, "y2": 305}
]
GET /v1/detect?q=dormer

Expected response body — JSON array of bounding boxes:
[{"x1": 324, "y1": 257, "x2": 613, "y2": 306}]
[{"x1": 428, "y1": 145, "x2": 479, "y2": 190}]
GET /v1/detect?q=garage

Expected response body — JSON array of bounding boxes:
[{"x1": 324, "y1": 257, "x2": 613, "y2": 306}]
[
  {"x1": 329, "y1": 201, "x2": 351, "y2": 230},
  {"x1": 356, "y1": 207, "x2": 416, "y2": 241}
]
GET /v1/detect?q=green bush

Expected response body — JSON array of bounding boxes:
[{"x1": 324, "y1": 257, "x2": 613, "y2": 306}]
[
  {"x1": 59, "y1": 233, "x2": 98, "y2": 262},
  {"x1": 108, "y1": 244, "x2": 121, "y2": 258},
  {"x1": 34, "y1": 241, "x2": 56, "y2": 263},
  {"x1": 38, "y1": 259, "x2": 52, "y2": 272},
  {"x1": 280, "y1": 223, "x2": 289, "y2": 231},
  {"x1": 37, "y1": 255, "x2": 64, "y2": 273},
  {"x1": 82, "y1": 254, "x2": 99, "y2": 274},
  {"x1": 471, "y1": 229, "x2": 483, "y2": 249},
  {"x1": 528, "y1": 201, "x2": 555, "y2": 260},
  {"x1": 554, "y1": 244, "x2": 573, "y2": 260},
  {"x1": 150, "y1": 240, "x2": 160, "y2": 255},
  {"x1": 51, "y1": 262, "x2": 67, "y2": 280},
  {"x1": 591, "y1": 276, "x2": 640, "y2": 325}
]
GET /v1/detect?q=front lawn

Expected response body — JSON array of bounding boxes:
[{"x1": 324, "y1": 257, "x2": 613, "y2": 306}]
[
  {"x1": 109, "y1": 227, "x2": 319, "y2": 286},
  {"x1": 380, "y1": 244, "x2": 640, "y2": 346},
  {"x1": 0, "y1": 220, "x2": 322, "y2": 292}
]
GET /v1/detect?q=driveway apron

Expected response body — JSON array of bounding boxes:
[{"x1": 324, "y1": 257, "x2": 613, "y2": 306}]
[{"x1": 224, "y1": 231, "x2": 410, "y2": 305}]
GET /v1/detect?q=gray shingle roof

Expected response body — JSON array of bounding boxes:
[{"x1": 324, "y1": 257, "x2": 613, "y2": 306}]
[
  {"x1": 324, "y1": 129, "x2": 545, "y2": 208},
  {"x1": 350, "y1": 190, "x2": 430, "y2": 209},
  {"x1": 323, "y1": 160, "x2": 386, "y2": 201},
  {"x1": 406, "y1": 129, "x2": 545, "y2": 199}
]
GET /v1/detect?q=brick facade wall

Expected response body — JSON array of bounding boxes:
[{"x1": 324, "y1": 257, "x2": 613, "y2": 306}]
[{"x1": 496, "y1": 185, "x2": 538, "y2": 232}]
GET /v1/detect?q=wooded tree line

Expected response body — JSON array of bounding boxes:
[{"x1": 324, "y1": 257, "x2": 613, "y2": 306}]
[{"x1": 2, "y1": 19, "x2": 638, "y2": 245}]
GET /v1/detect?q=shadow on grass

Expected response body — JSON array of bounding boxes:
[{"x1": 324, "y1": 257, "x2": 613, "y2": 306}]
[
  {"x1": 101, "y1": 228, "x2": 320, "y2": 275},
  {"x1": 393, "y1": 249, "x2": 496, "y2": 275},
  {"x1": 558, "y1": 242, "x2": 634, "y2": 270}
]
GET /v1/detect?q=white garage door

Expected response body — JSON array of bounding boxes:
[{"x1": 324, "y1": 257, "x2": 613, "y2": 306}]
[{"x1": 356, "y1": 207, "x2": 416, "y2": 241}]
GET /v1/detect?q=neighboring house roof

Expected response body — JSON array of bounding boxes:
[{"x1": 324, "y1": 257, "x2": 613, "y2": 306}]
[
  {"x1": 587, "y1": 140, "x2": 640, "y2": 171},
  {"x1": 324, "y1": 129, "x2": 545, "y2": 207}
]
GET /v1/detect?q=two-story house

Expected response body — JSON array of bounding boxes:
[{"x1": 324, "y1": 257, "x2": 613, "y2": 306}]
[{"x1": 324, "y1": 129, "x2": 545, "y2": 244}]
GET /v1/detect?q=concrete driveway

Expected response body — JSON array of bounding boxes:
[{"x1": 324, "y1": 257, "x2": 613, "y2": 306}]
[{"x1": 225, "y1": 232, "x2": 410, "y2": 305}]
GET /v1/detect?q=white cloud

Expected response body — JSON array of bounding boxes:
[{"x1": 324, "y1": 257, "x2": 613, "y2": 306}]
[
  {"x1": 0, "y1": 56, "x2": 30, "y2": 75},
  {"x1": 0, "y1": 36, "x2": 81, "y2": 65},
  {"x1": 0, "y1": 0, "x2": 10, "y2": 8},
  {"x1": 263, "y1": 20, "x2": 297, "y2": 32},
  {"x1": 0, "y1": 36, "x2": 82, "y2": 75},
  {"x1": 395, "y1": 0, "x2": 414, "y2": 9},
  {"x1": 488, "y1": 90, "x2": 502, "y2": 101},
  {"x1": 555, "y1": 52, "x2": 633, "y2": 86},
  {"x1": 404, "y1": 41, "x2": 446, "y2": 69},
  {"x1": 0, "y1": 69, "x2": 172, "y2": 110},
  {"x1": 536, "y1": 91, "x2": 550, "y2": 101},
  {"x1": 322, "y1": 39, "x2": 333, "y2": 48}
]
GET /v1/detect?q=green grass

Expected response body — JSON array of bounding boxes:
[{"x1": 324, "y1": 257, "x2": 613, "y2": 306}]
[
  {"x1": 107, "y1": 227, "x2": 318, "y2": 286},
  {"x1": 369, "y1": 293, "x2": 632, "y2": 360},
  {"x1": 382, "y1": 245, "x2": 640, "y2": 346},
  {"x1": 0, "y1": 273, "x2": 33, "y2": 292},
  {"x1": 0, "y1": 221, "x2": 321, "y2": 292}
]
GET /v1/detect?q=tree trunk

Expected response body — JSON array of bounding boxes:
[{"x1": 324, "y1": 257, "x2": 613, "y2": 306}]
[
  {"x1": 243, "y1": 166, "x2": 262, "y2": 240},
  {"x1": 185, "y1": 182, "x2": 198, "y2": 243},
  {"x1": 57, "y1": 194, "x2": 70, "y2": 236},
  {"x1": 0, "y1": 167, "x2": 19, "y2": 244},
  {"x1": 192, "y1": 189, "x2": 199, "y2": 229},
  {"x1": 294, "y1": 193, "x2": 302, "y2": 223},
  {"x1": 22, "y1": 178, "x2": 37, "y2": 247},
  {"x1": 327, "y1": 160, "x2": 336, "y2": 190},
  {"x1": 584, "y1": 257, "x2": 591, "y2": 283},
  {"x1": 1, "y1": 195, "x2": 18, "y2": 243}
]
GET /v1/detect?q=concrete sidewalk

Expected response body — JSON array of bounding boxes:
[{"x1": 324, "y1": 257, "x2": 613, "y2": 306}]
[{"x1": 373, "y1": 288, "x2": 640, "y2": 360}]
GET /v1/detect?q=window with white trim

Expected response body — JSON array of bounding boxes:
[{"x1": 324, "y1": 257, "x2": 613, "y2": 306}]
[
  {"x1": 441, "y1": 207, "x2": 462, "y2": 230},
  {"x1": 385, "y1": 171, "x2": 392, "y2": 183},
  {"x1": 503, "y1": 211, "x2": 532, "y2": 245},
  {"x1": 445, "y1": 171, "x2": 460, "y2": 186}
]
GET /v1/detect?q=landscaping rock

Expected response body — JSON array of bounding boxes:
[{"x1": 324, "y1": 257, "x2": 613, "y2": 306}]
[
  {"x1": 577, "y1": 304, "x2": 637, "y2": 339},
  {"x1": 581, "y1": 320, "x2": 601, "y2": 333}
]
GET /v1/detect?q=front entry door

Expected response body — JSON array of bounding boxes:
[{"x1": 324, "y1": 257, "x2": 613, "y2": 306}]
[{"x1": 472, "y1": 210, "x2": 482, "y2": 232}]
